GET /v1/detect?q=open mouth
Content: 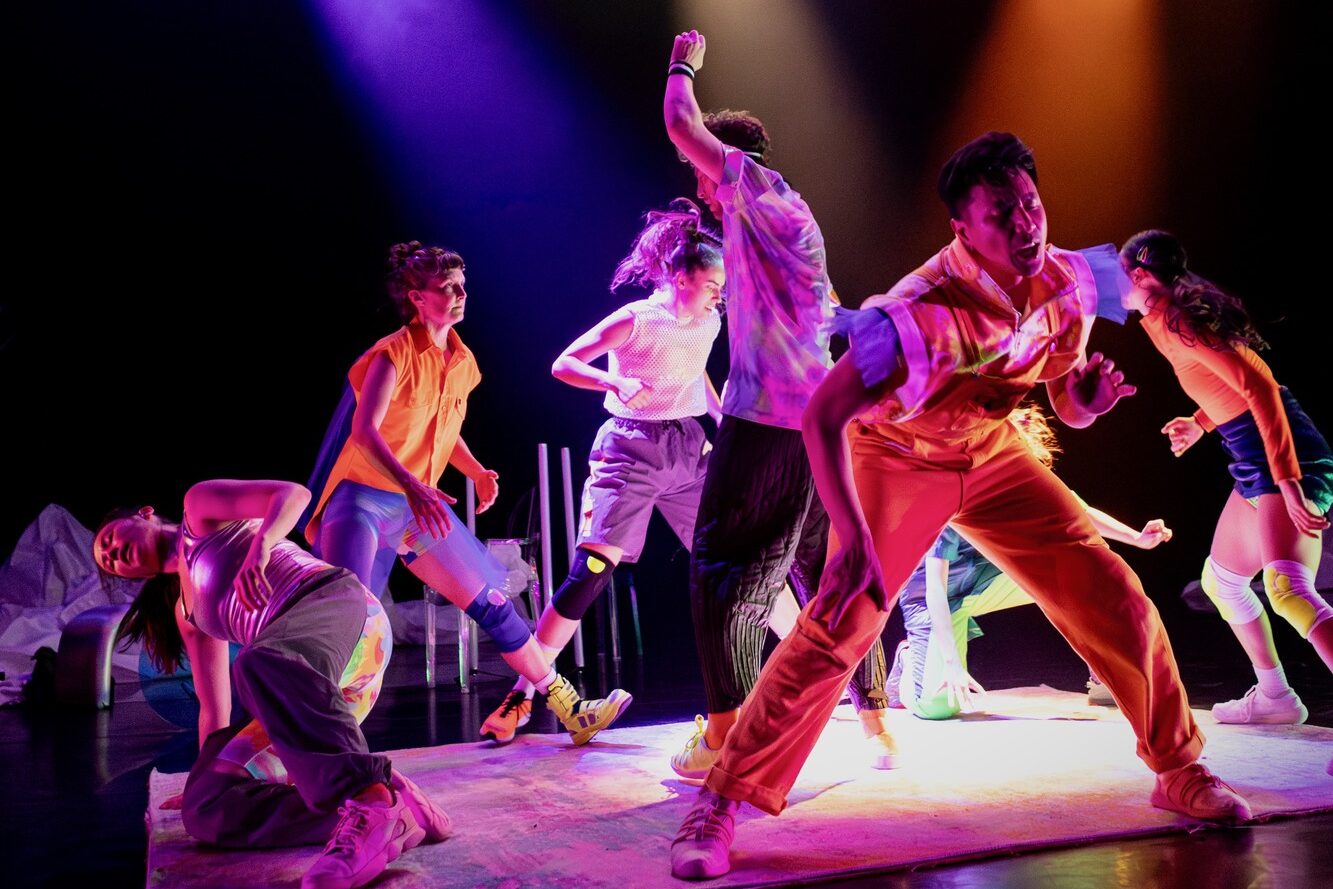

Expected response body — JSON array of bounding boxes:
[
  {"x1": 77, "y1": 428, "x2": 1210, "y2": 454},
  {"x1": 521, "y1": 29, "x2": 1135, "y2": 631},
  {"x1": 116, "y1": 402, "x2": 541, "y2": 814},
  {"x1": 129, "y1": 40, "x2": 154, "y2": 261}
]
[{"x1": 1015, "y1": 241, "x2": 1041, "y2": 264}]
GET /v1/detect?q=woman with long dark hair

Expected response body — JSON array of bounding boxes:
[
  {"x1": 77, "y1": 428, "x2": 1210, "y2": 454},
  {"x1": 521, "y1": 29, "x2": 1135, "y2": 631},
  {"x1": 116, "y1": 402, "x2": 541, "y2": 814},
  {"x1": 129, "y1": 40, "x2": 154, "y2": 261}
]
[
  {"x1": 101, "y1": 479, "x2": 449, "y2": 889},
  {"x1": 1120, "y1": 230, "x2": 1332, "y2": 724}
]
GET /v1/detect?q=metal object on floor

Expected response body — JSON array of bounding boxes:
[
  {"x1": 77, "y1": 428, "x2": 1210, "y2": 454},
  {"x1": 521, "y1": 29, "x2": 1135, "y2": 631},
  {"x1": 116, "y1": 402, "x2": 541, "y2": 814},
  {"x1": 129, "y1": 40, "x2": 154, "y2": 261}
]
[
  {"x1": 424, "y1": 480, "x2": 481, "y2": 692},
  {"x1": 560, "y1": 445, "x2": 586, "y2": 670},
  {"x1": 537, "y1": 443, "x2": 553, "y2": 617},
  {"x1": 55, "y1": 603, "x2": 130, "y2": 709}
]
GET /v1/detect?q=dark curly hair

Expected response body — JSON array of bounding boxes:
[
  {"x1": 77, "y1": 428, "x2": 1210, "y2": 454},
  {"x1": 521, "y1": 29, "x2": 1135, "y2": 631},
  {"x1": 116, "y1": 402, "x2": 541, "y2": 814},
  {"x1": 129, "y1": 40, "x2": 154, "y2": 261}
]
[
  {"x1": 1120, "y1": 230, "x2": 1268, "y2": 352},
  {"x1": 385, "y1": 242, "x2": 465, "y2": 322},
  {"x1": 693, "y1": 109, "x2": 771, "y2": 164},
  {"x1": 610, "y1": 199, "x2": 722, "y2": 292},
  {"x1": 937, "y1": 131, "x2": 1039, "y2": 219}
]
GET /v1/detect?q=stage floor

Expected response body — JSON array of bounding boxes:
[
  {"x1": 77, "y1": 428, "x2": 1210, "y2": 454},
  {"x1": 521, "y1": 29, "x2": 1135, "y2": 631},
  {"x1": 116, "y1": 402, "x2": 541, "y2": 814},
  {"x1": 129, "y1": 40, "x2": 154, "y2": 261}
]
[
  {"x1": 145, "y1": 688, "x2": 1333, "y2": 888},
  {"x1": 5, "y1": 600, "x2": 1333, "y2": 889}
]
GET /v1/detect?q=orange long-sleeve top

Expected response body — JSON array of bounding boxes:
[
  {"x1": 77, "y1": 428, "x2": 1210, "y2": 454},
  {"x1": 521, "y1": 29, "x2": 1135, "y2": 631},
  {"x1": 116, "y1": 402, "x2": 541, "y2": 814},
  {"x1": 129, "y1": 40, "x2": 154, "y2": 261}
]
[{"x1": 1139, "y1": 306, "x2": 1300, "y2": 483}]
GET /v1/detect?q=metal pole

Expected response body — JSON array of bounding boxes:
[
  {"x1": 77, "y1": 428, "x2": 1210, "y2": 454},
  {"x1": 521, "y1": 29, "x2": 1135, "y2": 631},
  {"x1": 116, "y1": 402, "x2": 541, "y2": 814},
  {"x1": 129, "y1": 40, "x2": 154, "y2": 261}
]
[
  {"x1": 560, "y1": 446, "x2": 585, "y2": 670},
  {"x1": 538, "y1": 444, "x2": 554, "y2": 617},
  {"x1": 465, "y1": 477, "x2": 479, "y2": 672},
  {"x1": 424, "y1": 585, "x2": 437, "y2": 688}
]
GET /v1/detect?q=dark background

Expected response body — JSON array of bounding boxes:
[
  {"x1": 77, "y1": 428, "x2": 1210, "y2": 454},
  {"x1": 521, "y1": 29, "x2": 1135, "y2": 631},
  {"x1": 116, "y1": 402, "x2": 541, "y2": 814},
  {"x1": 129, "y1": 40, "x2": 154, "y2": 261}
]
[{"x1": 5, "y1": 1, "x2": 1325, "y2": 669}]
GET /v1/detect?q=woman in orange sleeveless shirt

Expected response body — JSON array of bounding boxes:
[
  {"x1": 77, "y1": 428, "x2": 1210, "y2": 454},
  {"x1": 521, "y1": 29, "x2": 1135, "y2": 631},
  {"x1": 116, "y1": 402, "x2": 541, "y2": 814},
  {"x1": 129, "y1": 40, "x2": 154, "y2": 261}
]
[{"x1": 1120, "y1": 230, "x2": 1332, "y2": 726}]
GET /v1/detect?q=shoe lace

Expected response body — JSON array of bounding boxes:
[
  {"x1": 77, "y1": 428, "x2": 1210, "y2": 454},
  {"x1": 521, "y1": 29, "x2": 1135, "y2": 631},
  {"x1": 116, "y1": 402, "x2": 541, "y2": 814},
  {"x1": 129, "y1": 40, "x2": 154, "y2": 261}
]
[
  {"x1": 323, "y1": 802, "x2": 371, "y2": 856},
  {"x1": 677, "y1": 795, "x2": 735, "y2": 842},
  {"x1": 681, "y1": 715, "x2": 706, "y2": 753},
  {"x1": 498, "y1": 690, "x2": 527, "y2": 717},
  {"x1": 1170, "y1": 763, "x2": 1233, "y2": 806}
]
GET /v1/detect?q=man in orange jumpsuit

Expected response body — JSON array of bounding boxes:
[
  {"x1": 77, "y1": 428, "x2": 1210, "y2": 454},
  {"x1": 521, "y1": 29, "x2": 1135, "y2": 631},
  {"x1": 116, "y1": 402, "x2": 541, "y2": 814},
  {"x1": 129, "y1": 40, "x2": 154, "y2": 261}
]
[{"x1": 670, "y1": 131, "x2": 1253, "y2": 880}]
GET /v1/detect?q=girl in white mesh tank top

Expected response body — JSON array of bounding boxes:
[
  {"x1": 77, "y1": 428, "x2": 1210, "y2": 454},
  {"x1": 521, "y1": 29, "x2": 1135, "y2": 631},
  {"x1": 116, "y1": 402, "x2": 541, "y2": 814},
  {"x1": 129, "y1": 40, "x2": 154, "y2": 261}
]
[{"x1": 479, "y1": 201, "x2": 726, "y2": 743}]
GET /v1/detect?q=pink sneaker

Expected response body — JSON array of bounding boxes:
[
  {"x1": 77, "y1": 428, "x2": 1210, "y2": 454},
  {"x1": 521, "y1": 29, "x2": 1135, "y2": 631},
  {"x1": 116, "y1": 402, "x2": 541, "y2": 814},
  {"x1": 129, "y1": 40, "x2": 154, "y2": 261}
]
[
  {"x1": 671, "y1": 789, "x2": 740, "y2": 880},
  {"x1": 1150, "y1": 762, "x2": 1252, "y2": 822},
  {"x1": 390, "y1": 769, "x2": 452, "y2": 843},
  {"x1": 302, "y1": 795, "x2": 424, "y2": 889}
]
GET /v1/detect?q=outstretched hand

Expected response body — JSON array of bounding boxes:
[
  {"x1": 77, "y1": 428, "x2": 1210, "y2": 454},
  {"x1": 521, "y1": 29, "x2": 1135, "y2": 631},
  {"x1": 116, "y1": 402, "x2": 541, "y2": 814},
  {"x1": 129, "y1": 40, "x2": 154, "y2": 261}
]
[
  {"x1": 933, "y1": 660, "x2": 987, "y2": 713},
  {"x1": 1161, "y1": 416, "x2": 1204, "y2": 457},
  {"x1": 473, "y1": 469, "x2": 500, "y2": 515},
  {"x1": 1133, "y1": 519, "x2": 1173, "y2": 549},
  {"x1": 1067, "y1": 352, "x2": 1136, "y2": 417},
  {"x1": 812, "y1": 528, "x2": 888, "y2": 631},
  {"x1": 671, "y1": 30, "x2": 706, "y2": 71}
]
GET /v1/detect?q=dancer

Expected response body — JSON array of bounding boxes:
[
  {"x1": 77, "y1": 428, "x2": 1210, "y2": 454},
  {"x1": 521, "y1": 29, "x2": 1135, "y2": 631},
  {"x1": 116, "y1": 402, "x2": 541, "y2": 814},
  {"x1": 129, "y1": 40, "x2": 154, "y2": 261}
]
[
  {"x1": 479, "y1": 202, "x2": 724, "y2": 743},
  {"x1": 887, "y1": 405, "x2": 1174, "y2": 719},
  {"x1": 305, "y1": 242, "x2": 629, "y2": 745},
  {"x1": 671, "y1": 131, "x2": 1251, "y2": 880},
  {"x1": 99, "y1": 479, "x2": 450, "y2": 889},
  {"x1": 663, "y1": 30, "x2": 897, "y2": 779},
  {"x1": 1120, "y1": 230, "x2": 1332, "y2": 723}
]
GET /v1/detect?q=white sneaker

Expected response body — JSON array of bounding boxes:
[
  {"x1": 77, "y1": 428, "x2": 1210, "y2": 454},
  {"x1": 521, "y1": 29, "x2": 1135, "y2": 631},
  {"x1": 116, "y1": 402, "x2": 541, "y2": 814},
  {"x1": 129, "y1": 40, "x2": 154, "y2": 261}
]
[
  {"x1": 302, "y1": 795, "x2": 423, "y2": 889},
  {"x1": 1211, "y1": 685, "x2": 1308, "y2": 725},
  {"x1": 865, "y1": 731, "x2": 901, "y2": 770},
  {"x1": 671, "y1": 715, "x2": 721, "y2": 780},
  {"x1": 389, "y1": 769, "x2": 452, "y2": 843}
]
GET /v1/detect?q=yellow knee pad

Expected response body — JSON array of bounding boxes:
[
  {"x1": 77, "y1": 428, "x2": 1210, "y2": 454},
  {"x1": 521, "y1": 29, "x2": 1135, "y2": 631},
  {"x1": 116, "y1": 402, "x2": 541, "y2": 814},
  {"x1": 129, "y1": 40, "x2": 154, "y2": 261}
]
[
  {"x1": 1201, "y1": 557, "x2": 1263, "y2": 625},
  {"x1": 1263, "y1": 560, "x2": 1333, "y2": 639}
]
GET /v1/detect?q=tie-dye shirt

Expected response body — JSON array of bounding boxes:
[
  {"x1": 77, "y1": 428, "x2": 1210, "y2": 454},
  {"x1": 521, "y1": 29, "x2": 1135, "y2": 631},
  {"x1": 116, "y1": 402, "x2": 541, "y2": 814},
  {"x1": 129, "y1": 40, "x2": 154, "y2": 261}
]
[{"x1": 715, "y1": 148, "x2": 833, "y2": 430}]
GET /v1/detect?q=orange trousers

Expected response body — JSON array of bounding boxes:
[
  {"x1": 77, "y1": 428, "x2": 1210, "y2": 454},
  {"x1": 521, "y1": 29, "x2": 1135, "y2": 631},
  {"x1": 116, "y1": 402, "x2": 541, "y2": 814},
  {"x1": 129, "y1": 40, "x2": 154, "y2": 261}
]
[{"x1": 705, "y1": 428, "x2": 1204, "y2": 815}]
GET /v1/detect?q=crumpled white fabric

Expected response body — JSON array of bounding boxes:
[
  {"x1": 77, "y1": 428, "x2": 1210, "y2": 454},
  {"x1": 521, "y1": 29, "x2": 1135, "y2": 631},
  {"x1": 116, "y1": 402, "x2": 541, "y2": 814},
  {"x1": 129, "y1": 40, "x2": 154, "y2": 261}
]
[{"x1": 0, "y1": 504, "x2": 144, "y2": 703}]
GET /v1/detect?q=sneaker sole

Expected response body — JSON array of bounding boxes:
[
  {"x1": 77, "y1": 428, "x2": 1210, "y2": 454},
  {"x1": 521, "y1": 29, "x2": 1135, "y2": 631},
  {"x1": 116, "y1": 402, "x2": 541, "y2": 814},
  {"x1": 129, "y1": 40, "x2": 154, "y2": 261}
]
[
  {"x1": 1211, "y1": 707, "x2": 1308, "y2": 725},
  {"x1": 671, "y1": 848, "x2": 732, "y2": 880},
  {"x1": 569, "y1": 691, "x2": 633, "y2": 746},
  {"x1": 303, "y1": 817, "x2": 422, "y2": 889},
  {"x1": 670, "y1": 761, "x2": 713, "y2": 781},
  {"x1": 480, "y1": 711, "x2": 533, "y2": 745}
]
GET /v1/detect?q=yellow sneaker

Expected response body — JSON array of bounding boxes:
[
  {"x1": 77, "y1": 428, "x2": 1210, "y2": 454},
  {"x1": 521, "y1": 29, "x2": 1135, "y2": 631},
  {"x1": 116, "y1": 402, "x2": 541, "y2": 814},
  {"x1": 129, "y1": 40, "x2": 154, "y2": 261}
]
[
  {"x1": 544, "y1": 674, "x2": 633, "y2": 746},
  {"x1": 480, "y1": 690, "x2": 533, "y2": 745},
  {"x1": 670, "y1": 715, "x2": 720, "y2": 780}
]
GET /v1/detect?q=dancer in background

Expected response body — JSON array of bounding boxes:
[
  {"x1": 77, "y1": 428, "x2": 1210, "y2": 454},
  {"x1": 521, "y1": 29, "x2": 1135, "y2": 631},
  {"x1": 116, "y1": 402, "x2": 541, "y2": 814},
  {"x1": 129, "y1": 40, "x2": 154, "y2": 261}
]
[
  {"x1": 99, "y1": 479, "x2": 450, "y2": 889},
  {"x1": 1120, "y1": 230, "x2": 1332, "y2": 724},
  {"x1": 662, "y1": 29, "x2": 899, "y2": 780},
  {"x1": 671, "y1": 131, "x2": 1251, "y2": 881},
  {"x1": 480, "y1": 202, "x2": 723, "y2": 743},
  {"x1": 305, "y1": 243, "x2": 629, "y2": 745},
  {"x1": 886, "y1": 405, "x2": 1174, "y2": 719}
]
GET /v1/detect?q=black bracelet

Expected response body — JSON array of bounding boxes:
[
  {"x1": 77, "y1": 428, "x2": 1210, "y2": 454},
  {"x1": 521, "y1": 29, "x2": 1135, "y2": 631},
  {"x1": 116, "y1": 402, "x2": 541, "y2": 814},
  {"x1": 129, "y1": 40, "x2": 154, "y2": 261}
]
[{"x1": 668, "y1": 61, "x2": 695, "y2": 79}]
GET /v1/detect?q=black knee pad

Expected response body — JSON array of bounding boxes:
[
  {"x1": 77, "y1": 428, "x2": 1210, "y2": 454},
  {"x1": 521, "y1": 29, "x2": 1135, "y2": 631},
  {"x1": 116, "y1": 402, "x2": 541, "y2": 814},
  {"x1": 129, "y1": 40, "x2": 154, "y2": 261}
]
[{"x1": 552, "y1": 549, "x2": 616, "y2": 620}]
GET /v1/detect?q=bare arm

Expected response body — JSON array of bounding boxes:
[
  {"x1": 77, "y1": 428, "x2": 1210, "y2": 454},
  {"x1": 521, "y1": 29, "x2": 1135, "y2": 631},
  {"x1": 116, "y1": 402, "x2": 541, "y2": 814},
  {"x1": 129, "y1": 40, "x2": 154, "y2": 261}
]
[
  {"x1": 803, "y1": 354, "x2": 897, "y2": 629},
  {"x1": 351, "y1": 354, "x2": 421, "y2": 490},
  {"x1": 1084, "y1": 506, "x2": 1172, "y2": 549},
  {"x1": 176, "y1": 604, "x2": 231, "y2": 749},
  {"x1": 663, "y1": 31, "x2": 725, "y2": 184},
  {"x1": 350, "y1": 353, "x2": 455, "y2": 539},
  {"x1": 705, "y1": 374, "x2": 723, "y2": 424},
  {"x1": 183, "y1": 479, "x2": 313, "y2": 610},
  {"x1": 550, "y1": 308, "x2": 645, "y2": 407},
  {"x1": 923, "y1": 557, "x2": 962, "y2": 667},
  {"x1": 922, "y1": 552, "x2": 986, "y2": 710}
]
